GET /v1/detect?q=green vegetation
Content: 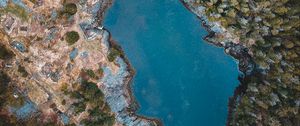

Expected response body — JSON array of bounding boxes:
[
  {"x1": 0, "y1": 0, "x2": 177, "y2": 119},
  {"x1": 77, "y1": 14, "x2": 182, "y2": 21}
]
[
  {"x1": 107, "y1": 48, "x2": 121, "y2": 62},
  {"x1": 187, "y1": 0, "x2": 300, "y2": 125},
  {"x1": 70, "y1": 91, "x2": 82, "y2": 99},
  {"x1": 97, "y1": 68, "x2": 104, "y2": 78},
  {"x1": 81, "y1": 106, "x2": 115, "y2": 126},
  {"x1": 58, "y1": 3, "x2": 77, "y2": 19},
  {"x1": 29, "y1": 0, "x2": 37, "y2": 4},
  {"x1": 60, "y1": 83, "x2": 69, "y2": 94},
  {"x1": 79, "y1": 80, "x2": 105, "y2": 107},
  {"x1": 0, "y1": 114, "x2": 18, "y2": 126},
  {"x1": 80, "y1": 102, "x2": 114, "y2": 126},
  {"x1": 65, "y1": 123, "x2": 77, "y2": 126},
  {"x1": 107, "y1": 42, "x2": 124, "y2": 62},
  {"x1": 0, "y1": 71, "x2": 25, "y2": 108},
  {"x1": 18, "y1": 65, "x2": 29, "y2": 77},
  {"x1": 0, "y1": 2, "x2": 29, "y2": 21},
  {"x1": 0, "y1": 44, "x2": 15, "y2": 60},
  {"x1": 85, "y1": 69, "x2": 97, "y2": 79},
  {"x1": 0, "y1": 71, "x2": 11, "y2": 107},
  {"x1": 62, "y1": 79, "x2": 114, "y2": 125},
  {"x1": 63, "y1": 3, "x2": 77, "y2": 15},
  {"x1": 72, "y1": 102, "x2": 86, "y2": 114},
  {"x1": 80, "y1": 68, "x2": 104, "y2": 80},
  {"x1": 0, "y1": 117, "x2": 11, "y2": 126},
  {"x1": 6, "y1": 91, "x2": 26, "y2": 108},
  {"x1": 65, "y1": 31, "x2": 80, "y2": 45},
  {"x1": 0, "y1": 72, "x2": 31, "y2": 125},
  {"x1": 61, "y1": 99, "x2": 66, "y2": 105}
]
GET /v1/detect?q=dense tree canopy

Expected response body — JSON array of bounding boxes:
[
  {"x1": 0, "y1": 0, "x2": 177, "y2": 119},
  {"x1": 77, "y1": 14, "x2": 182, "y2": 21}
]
[
  {"x1": 63, "y1": 3, "x2": 77, "y2": 15},
  {"x1": 65, "y1": 31, "x2": 80, "y2": 45},
  {"x1": 0, "y1": 44, "x2": 15, "y2": 60}
]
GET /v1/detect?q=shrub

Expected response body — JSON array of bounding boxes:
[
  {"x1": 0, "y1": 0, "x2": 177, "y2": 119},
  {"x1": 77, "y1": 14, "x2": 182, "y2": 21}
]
[
  {"x1": 86, "y1": 69, "x2": 97, "y2": 79},
  {"x1": 65, "y1": 31, "x2": 79, "y2": 45},
  {"x1": 70, "y1": 91, "x2": 82, "y2": 99},
  {"x1": 0, "y1": 71, "x2": 10, "y2": 95},
  {"x1": 107, "y1": 48, "x2": 121, "y2": 62},
  {"x1": 97, "y1": 68, "x2": 104, "y2": 78},
  {"x1": 63, "y1": 3, "x2": 77, "y2": 15},
  {"x1": 0, "y1": 44, "x2": 15, "y2": 60},
  {"x1": 0, "y1": 71, "x2": 10, "y2": 107},
  {"x1": 2, "y1": 3, "x2": 28, "y2": 21},
  {"x1": 81, "y1": 107, "x2": 115, "y2": 126},
  {"x1": 29, "y1": 0, "x2": 37, "y2": 4},
  {"x1": 18, "y1": 65, "x2": 28, "y2": 77},
  {"x1": 79, "y1": 80, "x2": 104, "y2": 107},
  {"x1": 62, "y1": 99, "x2": 66, "y2": 105},
  {"x1": 72, "y1": 102, "x2": 86, "y2": 114},
  {"x1": 6, "y1": 91, "x2": 25, "y2": 108}
]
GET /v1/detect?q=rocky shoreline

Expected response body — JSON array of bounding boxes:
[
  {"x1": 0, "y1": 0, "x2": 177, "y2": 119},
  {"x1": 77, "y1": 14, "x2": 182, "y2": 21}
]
[
  {"x1": 180, "y1": 0, "x2": 256, "y2": 125},
  {"x1": 98, "y1": 1, "x2": 162, "y2": 126},
  {"x1": 181, "y1": 0, "x2": 300, "y2": 125},
  {"x1": 101, "y1": 0, "x2": 255, "y2": 125},
  {"x1": 101, "y1": 0, "x2": 249, "y2": 124},
  {"x1": 103, "y1": 28, "x2": 162, "y2": 126},
  {"x1": 1, "y1": 0, "x2": 297, "y2": 125}
]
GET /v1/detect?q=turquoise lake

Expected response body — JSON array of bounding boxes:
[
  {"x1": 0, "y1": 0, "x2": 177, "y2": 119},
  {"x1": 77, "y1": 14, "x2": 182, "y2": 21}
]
[{"x1": 104, "y1": 0, "x2": 239, "y2": 126}]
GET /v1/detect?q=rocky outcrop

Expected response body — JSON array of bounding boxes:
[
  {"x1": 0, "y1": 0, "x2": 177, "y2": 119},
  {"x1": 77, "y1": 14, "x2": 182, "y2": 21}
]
[
  {"x1": 0, "y1": 0, "x2": 160, "y2": 125},
  {"x1": 99, "y1": 29, "x2": 160, "y2": 126},
  {"x1": 96, "y1": 1, "x2": 161, "y2": 126}
]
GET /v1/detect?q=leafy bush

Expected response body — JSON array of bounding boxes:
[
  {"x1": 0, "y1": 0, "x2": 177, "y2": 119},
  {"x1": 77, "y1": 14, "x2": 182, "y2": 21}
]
[
  {"x1": 65, "y1": 31, "x2": 79, "y2": 45},
  {"x1": 0, "y1": 44, "x2": 15, "y2": 60},
  {"x1": 72, "y1": 102, "x2": 86, "y2": 114},
  {"x1": 107, "y1": 48, "x2": 121, "y2": 62},
  {"x1": 29, "y1": 0, "x2": 37, "y2": 4},
  {"x1": 80, "y1": 80, "x2": 104, "y2": 106},
  {"x1": 81, "y1": 107, "x2": 115, "y2": 126},
  {"x1": 85, "y1": 69, "x2": 97, "y2": 79},
  {"x1": 97, "y1": 68, "x2": 104, "y2": 78},
  {"x1": 18, "y1": 65, "x2": 28, "y2": 77},
  {"x1": 6, "y1": 91, "x2": 25, "y2": 108},
  {"x1": 63, "y1": 3, "x2": 77, "y2": 15},
  {"x1": 0, "y1": 71, "x2": 10, "y2": 101},
  {"x1": 1, "y1": 3, "x2": 28, "y2": 21},
  {"x1": 0, "y1": 71, "x2": 25, "y2": 108}
]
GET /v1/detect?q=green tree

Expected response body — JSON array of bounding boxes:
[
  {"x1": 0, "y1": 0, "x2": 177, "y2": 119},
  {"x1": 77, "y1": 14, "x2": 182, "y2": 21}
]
[
  {"x1": 63, "y1": 3, "x2": 77, "y2": 15},
  {"x1": 0, "y1": 71, "x2": 10, "y2": 107},
  {"x1": 72, "y1": 102, "x2": 86, "y2": 114},
  {"x1": 0, "y1": 44, "x2": 15, "y2": 60},
  {"x1": 18, "y1": 65, "x2": 28, "y2": 77},
  {"x1": 107, "y1": 48, "x2": 121, "y2": 62},
  {"x1": 65, "y1": 31, "x2": 80, "y2": 45},
  {"x1": 86, "y1": 69, "x2": 97, "y2": 79}
]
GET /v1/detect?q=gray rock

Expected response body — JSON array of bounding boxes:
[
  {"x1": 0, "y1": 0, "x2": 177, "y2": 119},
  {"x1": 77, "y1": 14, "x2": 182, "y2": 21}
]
[
  {"x1": 254, "y1": 16, "x2": 262, "y2": 22},
  {"x1": 269, "y1": 93, "x2": 280, "y2": 106}
]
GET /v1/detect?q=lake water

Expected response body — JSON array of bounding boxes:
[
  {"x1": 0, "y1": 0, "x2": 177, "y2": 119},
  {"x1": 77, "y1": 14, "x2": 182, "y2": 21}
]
[{"x1": 104, "y1": 0, "x2": 239, "y2": 126}]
